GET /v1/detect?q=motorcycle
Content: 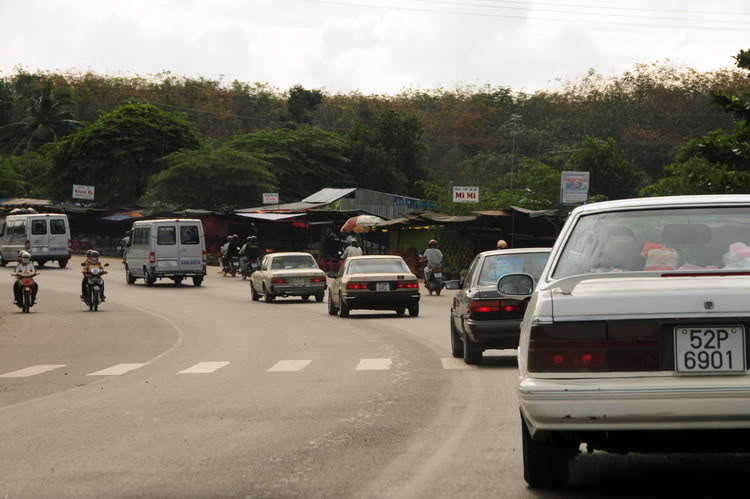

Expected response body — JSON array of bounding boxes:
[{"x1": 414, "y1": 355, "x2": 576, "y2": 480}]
[
  {"x1": 223, "y1": 256, "x2": 240, "y2": 277},
  {"x1": 82, "y1": 263, "x2": 109, "y2": 311},
  {"x1": 241, "y1": 258, "x2": 259, "y2": 280},
  {"x1": 13, "y1": 270, "x2": 38, "y2": 313},
  {"x1": 425, "y1": 264, "x2": 445, "y2": 296}
]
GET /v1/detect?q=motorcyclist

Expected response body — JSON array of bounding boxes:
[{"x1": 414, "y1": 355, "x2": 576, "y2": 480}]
[
  {"x1": 239, "y1": 236, "x2": 261, "y2": 273},
  {"x1": 81, "y1": 250, "x2": 106, "y2": 302},
  {"x1": 120, "y1": 230, "x2": 131, "y2": 262},
  {"x1": 421, "y1": 239, "x2": 443, "y2": 285},
  {"x1": 12, "y1": 251, "x2": 38, "y2": 305},
  {"x1": 341, "y1": 240, "x2": 363, "y2": 260}
]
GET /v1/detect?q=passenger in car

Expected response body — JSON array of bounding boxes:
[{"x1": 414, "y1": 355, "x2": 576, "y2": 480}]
[{"x1": 591, "y1": 226, "x2": 645, "y2": 273}]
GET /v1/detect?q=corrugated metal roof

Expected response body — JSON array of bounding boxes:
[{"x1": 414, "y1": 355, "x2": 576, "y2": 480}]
[
  {"x1": 236, "y1": 202, "x2": 327, "y2": 213},
  {"x1": 0, "y1": 197, "x2": 52, "y2": 206},
  {"x1": 301, "y1": 188, "x2": 356, "y2": 204},
  {"x1": 236, "y1": 213, "x2": 307, "y2": 221}
]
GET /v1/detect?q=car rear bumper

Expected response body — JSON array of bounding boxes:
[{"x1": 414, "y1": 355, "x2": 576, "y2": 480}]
[
  {"x1": 463, "y1": 318, "x2": 521, "y2": 348},
  {"x1": 343, "y1": 292, "x2": 420, "y2": 310},
  {"x1": 151, "y1": 266, "x2": 207, "y2": 277},
  {"x1": 271, "y1": 284, "x2": 326, "y2": 295},
  {"x1": 519, "y1": 376, "x2": 750, "y2": 434}
]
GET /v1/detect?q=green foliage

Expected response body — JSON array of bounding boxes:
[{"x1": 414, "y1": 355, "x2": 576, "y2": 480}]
[
  {"x1": 46, "y1": 103, "x2": 203, "y2": 205},
  {"x1": 0, "y1": 158, "x2": 25, "y2": 197},
  {"x1": 2, "y1": 151, "x2": 53, "y2": 197},
  {"x1": 146, "y1": 146, "x2": 277, "y2": 211},
  {"x1": 564, "y1": 137, "x2": 647, "y2": 200},
  {"x1": 226, "y1": 124, "x2": 351, "y2": 201},
  {"x1": 287, "y1": 85, "x2": 323, "y2": 124},
  {"x1": 642, "y1": 157, "x2": 750, "y2": 196}
]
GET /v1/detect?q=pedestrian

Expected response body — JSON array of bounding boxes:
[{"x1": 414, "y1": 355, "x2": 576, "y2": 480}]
[
  {"x1": 497, "y1": 239, "x2": 508, "y2": 249},
  {"x1": 341, "y1": 240, "x2": 363, "y2": 260}
]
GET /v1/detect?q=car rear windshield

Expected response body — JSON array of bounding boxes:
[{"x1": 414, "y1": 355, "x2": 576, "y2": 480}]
[
  {"x1": 348, "y1": 258, "x2": 409, "y2": 274},
  {"x1": 157, "y1": 226, "x2": 176, "y2": 245},
  {"x1": 478, "y1": 252, "x2": 550, "y2": 286},
  {"x1": 50, "y1": 219, "x2": 66, "y2": 234},
  {"x1": 271, "y1": 255, "x2": 317, "y2": 269},
  {"x1": 31, "y1": 220, "x2": 47, "y2": 235},
  {"x1": 553, "y1": 206, "x2": 750, "y2": 279}
]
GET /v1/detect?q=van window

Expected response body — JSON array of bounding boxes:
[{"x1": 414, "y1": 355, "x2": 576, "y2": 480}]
[
  {"x1": 133, "y1": 227, "x2": 150, "y2": 245},
  {"x1": 50, "y1": 219, "x2": 66, "y2": 234},
  {"x1": 14, "y1": 221, "x2": 25, "y2": 236},
  {"x1": 180, "y1": 225, "x2": 199, "y2": 245},
  {"x1": 157, "y1": 226, "x2": 176, "y2": 245},
  {"x1": 31, "y1": 220, "x2": 47, "y2": 235}
]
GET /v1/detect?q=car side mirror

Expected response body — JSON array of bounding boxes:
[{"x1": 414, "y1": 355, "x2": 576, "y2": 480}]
[
  {"x1": 327, "y1": 272, "x2": 337, "y2": 279},
  {"x1": 444, "y1": 280, "x2": 460, "y2": 290},
  {"x1": 81, "y1": 262, "x2": 86, "y2": 266},
  {"x1": 104, "y1": 263, "x2": 110, "y2": 267},
  {"x1": 498, "y1": 273, "x2": 534, "y2": 297}
]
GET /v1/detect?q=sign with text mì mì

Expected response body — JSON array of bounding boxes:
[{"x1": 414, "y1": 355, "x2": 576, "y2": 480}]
[
  {"x1": 72, "y1": 184, "x2": 95, "y2": 200},
  {"x1": 263, "y1": 193, "x2": 279, "y2": 204},
  {"x1": 452, "y1": 186, "x2": 479, "y2": 203},
  {"x1": 560, "y1": 171, "x2": 590, "y2": 205}
]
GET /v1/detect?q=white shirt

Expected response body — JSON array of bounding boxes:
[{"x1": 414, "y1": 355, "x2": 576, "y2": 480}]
[
  {"x1": 342, "y1": 246, "x2": 363, "y2": 259},
  {"x1": 423, "y1": 248, "x2": 443, "y2": 269},
  {"x1": 14, "y1": 262, "x2": 35, "y2": 274}
]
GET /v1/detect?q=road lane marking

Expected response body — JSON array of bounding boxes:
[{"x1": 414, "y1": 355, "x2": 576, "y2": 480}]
[
  {"x1": 0, "y1": 365, "x2": 66, "y2": 378},
  {"x1": 440, "y1": 357, "x2": 474, "y2": 369},
  {"x1": 178, "y1": 361, "x2": 230, "y2": 374},
  {"x1": 87, "y1": 363, "x2": 149, "y2": 376},
  {"x1": 266, "y1": 360, "x2": 312, "y2": 372},
  {"x1": 356, "y1": 358, "x2": 392, "y2": 371}
]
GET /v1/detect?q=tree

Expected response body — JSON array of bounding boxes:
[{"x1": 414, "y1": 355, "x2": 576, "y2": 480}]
[
  {"x1": 226, "y1": 124, "x2": 351, "y2": 201},
  {"x1": 146, "y1": 146, "x2": 277, "y2": 211},
  {"x1": 3, "y1": 151, "x2": 53, "y2": 198},
  {"x1": 287, "y1": 85, "x2": 323, "y2": 124},
  {"x1": 46, "y1": 103, "x2": 203, "y2": 205},
  {"x1": 642, "y1": 157, "x2": 750, "y2": 197},
  {"x1": 0, "y1": 81, "x2": 79, "y2": 155},
  {"x1": 564, "y1": 137, "x2": 647, "y2": 200},
  {"x1": 0, "y1": 158, "x2": 25, "y2": 197}
]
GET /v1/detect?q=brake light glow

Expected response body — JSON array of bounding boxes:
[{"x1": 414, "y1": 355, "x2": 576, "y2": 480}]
[
  {"x1": 68, "y1": 239, "x2": 72, "y2": 250},
  {"x1": 271, "y1": 277, "x2": 288, "y2": 284},
  {"x1": 397, "y1": 281, "x2": 419, "y2": 288},
  {"x1": 310, "y1": 277, "x2": 325, "y2": 283},
  {"x1": 149, "y1": 251, "x2": 156, "y2": 264},
  {"x1": 202, "y1": 250, "x2": 207, "y2": 263},
  {"x1": 346, "y1": 282, "x2": 369, "y2": 290},
  {"x1": 24, "y1": 240, "x2": 30, "y2": 250}
]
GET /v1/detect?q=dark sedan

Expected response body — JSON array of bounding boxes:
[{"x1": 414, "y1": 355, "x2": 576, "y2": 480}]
[{"x1": 446, "y1": 248, "x2": 551, "y2": 364}]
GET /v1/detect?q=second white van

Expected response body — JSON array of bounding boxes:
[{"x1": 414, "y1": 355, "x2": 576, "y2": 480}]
[
  {"x1": 0, "y1": 213, "x2": 71, "y2": 268},
  {"x1": 124, "y1": 219, "x2": 207, "y2": 286}
]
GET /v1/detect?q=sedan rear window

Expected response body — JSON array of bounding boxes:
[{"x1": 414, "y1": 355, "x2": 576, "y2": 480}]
[
  {"x1": 478, "y1": 252, "x2": 549, "y2": 286},
  {"x1": 348, "y1": 258, "x2": 409, "y2": 274},
  {"x1": 271, "y1": 255, "x2": 317, "y2": 269},
  {"x1": 553, "y1": 206, "x2": 750, "y2": 278}
]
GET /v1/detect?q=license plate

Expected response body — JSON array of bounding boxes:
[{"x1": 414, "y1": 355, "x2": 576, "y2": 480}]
[
  {"x1": 674, "y1": 326, "x2": 746, "y2": 374},
  {"x1": 293, "y1": 277, "x2": 305, "y2": 286},
  {"x1": 376, "y1": 282, "x2": 389, "y2": 292},
  {"x1": 434, "y1": 273, "x2": 442, "y2": 279}
]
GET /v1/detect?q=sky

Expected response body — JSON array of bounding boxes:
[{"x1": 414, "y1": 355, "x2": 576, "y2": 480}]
[{"x1": 2, "y1": 0, "x2": 750, "y2": 94}]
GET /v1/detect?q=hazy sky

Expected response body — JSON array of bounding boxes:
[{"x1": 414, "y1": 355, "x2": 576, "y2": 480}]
[{"x1": 2, "y1": 0, "x2": 749, "y2": 94}]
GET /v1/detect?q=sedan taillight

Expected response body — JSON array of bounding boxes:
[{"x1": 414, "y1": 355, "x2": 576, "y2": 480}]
[
  {"x1": 469, "y1": 299, "x2": 523, "y2": 319},
  {"x1": 346, "y1": 282, "x2": 369, "y2": 290},
  {"x1": 271, "y1": 277, "x2": 288, "y2": 284},
  {"x1": 397, "y1": 280, "x2": 419, "y2": 289},
  {"x1": 310, "y1": 277, "x2": 326, "y2": 283}
]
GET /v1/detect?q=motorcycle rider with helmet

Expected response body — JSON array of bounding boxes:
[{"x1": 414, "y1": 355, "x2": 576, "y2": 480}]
[
  {"x1": 12, "y1": 251, "x2": 38, "y2": 305},
  {"x1": 239, "y1": 236, "x2": 260, "y2": 273},
  {"x1": 421, "y1": 239, "x2": 443, "y2": 287},
  {"x1": 81, "y1": 250, "x2": 106, "y2": 302}
]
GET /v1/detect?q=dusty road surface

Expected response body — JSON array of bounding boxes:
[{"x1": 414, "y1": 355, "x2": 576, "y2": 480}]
[{"x1": 1, "y1": 258, "x2": 747, "y2": 497}]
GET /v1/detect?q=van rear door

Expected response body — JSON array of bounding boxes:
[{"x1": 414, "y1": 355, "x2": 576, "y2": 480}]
[
  {"x1": 29, "y1": 217, "x2": 49, "y2": 257},
  {"x1": 154, "y1": 222, "x2": 179, "y2": 273},
  {"x1": 177, "y1": 221, "x2": 203, "y2": 273},
  {"x1": 48, "y1": 217, "x2": 69, "y2": 257}
]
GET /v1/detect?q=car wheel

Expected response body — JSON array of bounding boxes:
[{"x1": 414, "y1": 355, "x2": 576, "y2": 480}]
[
  {"x1": 435, "y1": 288, "x2": 441, "y2": 296},
  {"x1": 250, "y1": 282, "x2": 260, "y2": 301},
  {"x1": 263, "y1": 285, "x2": 275, "y2": 302},
  {"x1": 0, "y1": 255, "x2": 6, "y2": 267},
  {"x1": 408, "y1": 303, "x2": 419, "y2": 317},
  {"x1": 301, "y1": 295, "x2": 310, "y2": 302},
  {"x1": 125, "y1": 269, "x2": 136, "y2": 285},
  {"x1": 173, "y1": 277, "x2": 183, "y2": 286},
  {"x1": 315, "y1": 293, "x2": 324, "y2": 303},
  {"x1": 522, "y1": 416, "x2": 572, "y2": 488},
  {"x1": 450, "y1": 316, "x2": 464, "y2": 358},
  {"x1": 58, "y1": 259, "x2": 68, "y2": 268},
  {"x1": 396, "y1": 308, "x2": 405, "y2": 316},
  {"x1": 145, "y1": 269, "x2": 156, "y2": 287},
  {"x1": 192, "y1": 276, "x2": 203, "y2": 287},
  {"x1": 463, "y1": 334, "x2": 482, "y2": 365},
  {"x1": 327, "y1": 292, "x2": 339, "y2": 315},
  {"x1": 338, "y1": 294, "x2": 350, "y2": 317}
]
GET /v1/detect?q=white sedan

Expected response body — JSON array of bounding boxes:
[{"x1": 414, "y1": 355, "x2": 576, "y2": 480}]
[{"x1": 250, "y1": 252, "x2": 326, "y2": 303}]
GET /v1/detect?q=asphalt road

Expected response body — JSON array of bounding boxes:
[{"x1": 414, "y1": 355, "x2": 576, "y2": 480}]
[{"x1": 1, "y1": 258, "x2": 749, "y2": 497}]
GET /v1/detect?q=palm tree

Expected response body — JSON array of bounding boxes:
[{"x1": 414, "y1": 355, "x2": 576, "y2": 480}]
[{"x1": 0, "y1": 81, "x2": 80, "y2": 155}]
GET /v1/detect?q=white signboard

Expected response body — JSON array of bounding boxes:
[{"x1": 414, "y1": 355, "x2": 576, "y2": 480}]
[
  {"x1": 560, "y1": 171, "x2": 590, "y2": 204},
  {"x1": 72, "y1": 184, "x2": 95, "y2": 200},
  {"x1": 263, "y1": 193, "x2": 279, "y2": 204},
  {"x1": 452, "y1": 186, "x2": 479, "y2": 203}
]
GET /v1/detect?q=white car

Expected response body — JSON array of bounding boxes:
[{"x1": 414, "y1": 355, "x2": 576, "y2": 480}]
[{"x1": 500, "y1": 195, "x2": 750, "y2": 487}]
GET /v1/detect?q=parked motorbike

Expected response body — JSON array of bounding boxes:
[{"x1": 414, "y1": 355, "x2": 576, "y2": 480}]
[
  {"x1": 82, "y1": 263, "x2": 109, "y2": 311},
  {"x1": 13, "y1": 270, "x2": 38, "y2": 313},
  {"x1": 425, "y1": 265, "x2": 445, "y2": 296},
  {"x1": 241, "y1": 258, "x2": 259, "y2": 280},
  {"x1": 223, "y1": 256, "x2": 240, "y2": 277}
]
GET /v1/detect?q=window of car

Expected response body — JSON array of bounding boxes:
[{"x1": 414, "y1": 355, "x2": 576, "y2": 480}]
[
  {"x1": 463, "y1": 256, "x2": 481, "y2": 286},
  {"x1": 180, "y1": 225, "x2": 199, "y2": 245},
  {"x1": 31, "y1": 220, "x2": 47, "y2": 235},
  {"x1": 553, "y1": 206, "x2": 750, "y2": 279},
  {"x1": 14, "y1": 221, "x2": 25, "y2": 236},
  {"x1": 157, "y1": 226, "x2": 176, "y2": 245},
  {"x1": 271, "y1": 255, "x2": 317, "y2": 270},
  {"x1": 347, "y1": 258, "x2": 409, "y2": 274},
  {"x1": 477, "y1": 252, "x2": 550, "y2": 286},
  {"x1": 260, "y1": 256, "x2": 270, "y2": 271},
  {"x1": 50, "y1": 219, "x2": 66, "y2": 234}
]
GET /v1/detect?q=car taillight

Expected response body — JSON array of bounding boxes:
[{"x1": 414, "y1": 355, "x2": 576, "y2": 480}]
[
  {"x1": 346, "y1": 282, "x2": 369, "y2": 290},
  {"x1": 528, "y1": 321, "x2": 659, "y2": 372},
  {"x1": 271, "y1": 277, "x2": 288, "y2": 284},
  {"x1": 149, "y1": 251, "x2": 156, "y2": 264},
  {"x1": 310, "y1": 277, "x2": 325, "y2": 283},
  {"x1": 397, "y1": 280, "x2": 419, "y2": 288},
  {"x1": 202, "y1": 250, "x2": 207, "y2": 263},
  {"x1": 469, "y1": 299, "x2": 522, "y2": 318},
  {"x1": 25, "y1": 240, "x2": 30, "y2": 250},
  {"x1": 68, "y1": 239, "x2": 72, "y2": 250}
]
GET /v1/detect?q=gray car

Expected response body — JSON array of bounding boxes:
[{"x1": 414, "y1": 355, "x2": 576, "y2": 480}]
[
  {"x1": 446, "y1": 248, "x2": 551, "y2": 364},
  {"x1": 250, "y1": 252, "x2": 327, "y2": 303}
]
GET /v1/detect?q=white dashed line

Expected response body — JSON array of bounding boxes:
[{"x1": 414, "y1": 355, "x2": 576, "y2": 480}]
[
  {"x1": 440, "y1": 358, "x2": 474, "y2": 370},
  {"x1": 355, "y1": 358, "x2": 392, "y2": 371},
  {"x1": 178, "y1": 361, "x2": 230, "y2": 374},
  {"x1": 267, "y1": 360, "x2": 312, "y2": 372},
  {"x1": 0, "y1": 365, "x2": 66, "y2": 378},
  {"x1": 87, "y1": 363, "x2": 149, "y2": 376}
]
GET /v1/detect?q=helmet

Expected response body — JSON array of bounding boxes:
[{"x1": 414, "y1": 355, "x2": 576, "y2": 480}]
[
  {"x1": 227, "y1": 236, "x2": 232, "y2": 242},
  {"x1": 125, "y1": 230, "x2": 132, "y2": 236},
  {"x1": 351, "y1": 240, "x2": 359, "y2": 247},
  {"x1": 428, "y1": 239, "x2": 438, "y2": 248},
  {"x1": 497, "y1": 239, "x2": 508, "y2": 249},
  {"x1": 85, "y1": 249, "x2": 93, "y2": 257},
  {"x1": 232, "y1": 234, "x2": 239, "y2": 241},
  {"x1": 20, "y1": 251, "x2": 31, "y2": 264},
  {"x1": 89, "y1": 250, "x2": 99, "y2": 262}
]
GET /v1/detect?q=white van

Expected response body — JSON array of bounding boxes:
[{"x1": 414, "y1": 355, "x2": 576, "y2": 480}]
[
  {"x1": 0, "y1": 213, "x2": 71, "y2": 268},
  {"x1": 124, "y1": 219, "x2": 207, "y2": 286}
]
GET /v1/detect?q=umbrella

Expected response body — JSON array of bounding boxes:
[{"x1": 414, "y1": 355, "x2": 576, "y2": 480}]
[{"x1": 340, "y1": 215, "x2": 385, "y2": 233}]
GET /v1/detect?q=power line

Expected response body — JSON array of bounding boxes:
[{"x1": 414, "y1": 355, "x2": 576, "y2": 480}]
[
  {"x1": 298, "y1": 0, "x2": 750, "y2": 31},
  {"x1": 412, "y1": 0, "x2": 750, "y2": 25},
  {"x1": 475, "y1": 0, "x2": 750, "y2": 17}
]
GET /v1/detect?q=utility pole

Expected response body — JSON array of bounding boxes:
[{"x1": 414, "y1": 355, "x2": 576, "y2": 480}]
[{"x1": 508, "y1": 114, "x2": 522, "y2": 247}]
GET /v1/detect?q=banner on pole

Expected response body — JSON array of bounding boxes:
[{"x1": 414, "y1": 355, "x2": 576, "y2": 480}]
[
  {"x1": 72, "y1": 184, "x2": 95, "y2": 200},
  {"x1": 263, "y1": 193, "x2": 279, "y2": 204},
  {"x1": 452, "y1": 186, "x2": 479, "y2": 203},
  {"x1": 560, "y1": 171, "x2": 589, "y2": 205}
]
